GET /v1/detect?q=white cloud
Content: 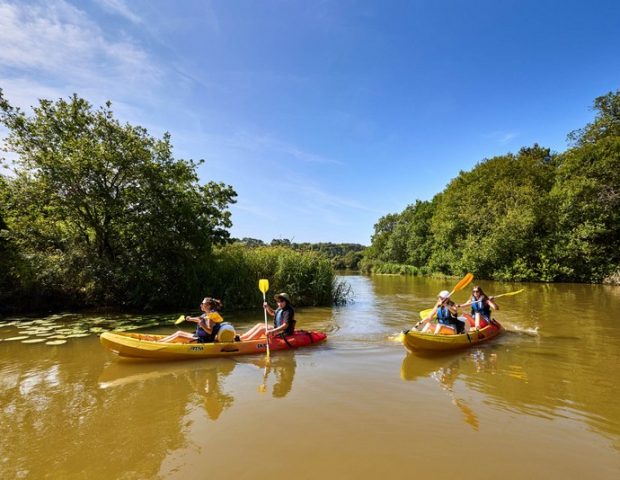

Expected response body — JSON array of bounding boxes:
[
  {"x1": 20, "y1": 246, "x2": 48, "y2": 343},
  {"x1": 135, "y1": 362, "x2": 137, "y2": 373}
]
[
  {"x1": 94, "y1": 0, "x2": 142, "y2": 24},
  {"x1": 0, "y1": 0, "x2": 159, "y2": 109},
  {"x1": 201, "y1": 130, "x2": 342, "y2": 166}
]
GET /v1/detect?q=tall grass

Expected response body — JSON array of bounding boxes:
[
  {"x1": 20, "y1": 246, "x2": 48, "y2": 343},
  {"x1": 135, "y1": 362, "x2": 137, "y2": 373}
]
[{"x1": 203, "y1": 245, "x2": 350, "y2": 309}]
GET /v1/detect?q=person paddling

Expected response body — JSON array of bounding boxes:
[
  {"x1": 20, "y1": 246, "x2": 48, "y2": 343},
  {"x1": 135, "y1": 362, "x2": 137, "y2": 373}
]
[
  {"x1": 457, "y1": 286, "x2": 498, "y2": 329},
  {"x1": 160, "y1": 297, "x2": 224, "y2": 343},
  {"x1": 240, "y1": 292, "x2": 296, "y2": 341},
  {"x1": 420, "y1": 290, "x2": 464, "y2": 335}
]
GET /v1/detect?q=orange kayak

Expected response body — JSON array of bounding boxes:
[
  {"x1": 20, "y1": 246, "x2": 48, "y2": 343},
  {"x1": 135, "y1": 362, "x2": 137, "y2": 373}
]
[{"x1": 100, "y1": 330, "x2": 327, "y2": 360}]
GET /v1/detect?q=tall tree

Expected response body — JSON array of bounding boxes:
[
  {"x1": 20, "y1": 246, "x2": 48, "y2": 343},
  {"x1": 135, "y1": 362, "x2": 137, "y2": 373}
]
[
  {"x1": 0, "y1": 91, "x2": 237, "y2": 309},
  {"x1": 553, "y1": 89, "x2": 620, "y2": 281}
]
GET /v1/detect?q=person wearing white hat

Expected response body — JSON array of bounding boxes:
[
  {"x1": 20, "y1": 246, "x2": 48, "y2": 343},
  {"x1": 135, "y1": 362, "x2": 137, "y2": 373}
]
[{"x1": 419, "y1": 290, "x2": 463, "y2": 335}]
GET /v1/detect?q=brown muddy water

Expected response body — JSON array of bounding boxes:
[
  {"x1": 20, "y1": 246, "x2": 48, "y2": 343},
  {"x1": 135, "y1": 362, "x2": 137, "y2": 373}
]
[{"x1": 1, "y1": 275, "x2": 619, "y2": 479}]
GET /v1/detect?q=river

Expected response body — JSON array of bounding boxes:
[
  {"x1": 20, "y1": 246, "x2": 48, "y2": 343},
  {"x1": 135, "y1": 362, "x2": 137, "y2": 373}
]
[{"x1": 1, "y1": 274, "x2": 619, "y2": 479}]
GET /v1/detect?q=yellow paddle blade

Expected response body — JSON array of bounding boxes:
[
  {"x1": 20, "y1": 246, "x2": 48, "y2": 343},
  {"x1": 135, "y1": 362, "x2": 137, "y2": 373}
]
[
  {"x1": 449, "y1": 272, "x2": 474, "y2": 296},
  {"x1": 259, "y1": 278, "x2": 269, "y2": 294},
  {"x1": 419, "y1": 308, "x2": 435, "y2": 320},
  {"x1": 417, "y1": 273, "x2": 473, "y2": 320},
  {"x1": 174, "y1": 315, "x2": 186, "y2": 325},
  {"x1": 494, "y1": 288, "x2": 524, "y2": 299}
]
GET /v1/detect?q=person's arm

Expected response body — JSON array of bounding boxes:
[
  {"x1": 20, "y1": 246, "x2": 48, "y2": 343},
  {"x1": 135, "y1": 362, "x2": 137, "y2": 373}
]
[
  {"x1": 263, "y1": 302, "x2": 275, "y2": 316},
  {"x1": 184, "y1": 315, "x2": 200, "y2": 324},
  {"x1": 197, "y1": 316, "x2": 213, "y2": 334},
  {"x1": 457, "y1": 299, "x2": 472, "y2": 308},
  {"x1": 420, "y1": 306, "x2": 438, "y2": 324},
  {"x1": 487, "y1": 297, "x2": 499, "y2": 310}
]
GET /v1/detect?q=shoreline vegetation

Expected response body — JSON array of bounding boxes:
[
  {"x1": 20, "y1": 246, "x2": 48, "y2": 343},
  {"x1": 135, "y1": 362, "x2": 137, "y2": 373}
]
[
  {"x1": 1, "y1": 89, "x2": 618, "y2": 315},
  {"x1": 361, "y1": 90, "x2": 620, "y2": 285},
  {"x1": 0, "y1": 91, "x2": 352, "y2": 315}
]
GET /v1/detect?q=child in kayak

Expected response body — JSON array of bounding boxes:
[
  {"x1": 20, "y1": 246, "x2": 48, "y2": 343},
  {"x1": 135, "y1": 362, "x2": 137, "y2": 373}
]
[
  {"x1": 240, "y1": 292, "x2": 296, "y2": 341},
  {"x1": 457, "y1": 286, "x2": 499, "y2": 329},
  {"x1": 160, "y1": 297, "x2": 224, "y2": 343},
  {"x1": 420, "y1": 290, "x2": 465, "y2": 335}
]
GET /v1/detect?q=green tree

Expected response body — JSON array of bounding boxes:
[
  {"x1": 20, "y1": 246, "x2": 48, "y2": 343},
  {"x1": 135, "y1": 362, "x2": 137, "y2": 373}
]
[
  {"x1": 428, "y1": 145, "x2": 557, "y2": 279},
  {"x1": 0, "y1": 91, "x2": 237, "y2": 310},
  {"x1": 552, "y1": 89, "x2": 620, "y2": 281}
]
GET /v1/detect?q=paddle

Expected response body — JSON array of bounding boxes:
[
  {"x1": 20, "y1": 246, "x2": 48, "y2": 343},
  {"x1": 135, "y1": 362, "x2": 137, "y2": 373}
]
[
  {"x1": 419, "y1": 287, "x2": 524, "y2": 319},
  {"x1": 258, "y1": 279, "x2": 270, "y2": 393},
  {"x1": 174, "y1": 315, "x2": 186, "y2": 325},
  {"x1": 417, "y1": 273, "x2": 474, "y2": 323},
  {"x1": 490, "y1": 288, "x2": 524, "y2": 299},
  {"x1": 469, "y1": 288, "x2": 525, "y2": 307}
]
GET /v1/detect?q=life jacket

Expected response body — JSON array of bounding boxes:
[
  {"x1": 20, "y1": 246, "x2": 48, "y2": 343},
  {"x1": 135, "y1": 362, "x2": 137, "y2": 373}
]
[
  {"x1": 437, "y1": 305, "x2": 457, "y2": 325},
  {"x1": 274, "y1": 305, "x2": 296, "y2": 335},
  {"x1": 471, "y1": 296, "x2": 491, "y2": 320},
  {"x1": 437, "y1": 305, "x2": 464, "y2": 334},
  {"x1": 195, "y1": 312, "x2": 222, "y2": 343}
]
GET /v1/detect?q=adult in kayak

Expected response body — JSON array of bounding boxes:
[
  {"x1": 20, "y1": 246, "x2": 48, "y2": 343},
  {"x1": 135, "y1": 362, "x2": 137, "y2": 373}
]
[
  {"x1": 420, "y1": 290, "x2": 465, "y2": 335},
  {"x1": 457, "y1": 286, "x2": 498, "y2": 329},
  {"x1": 240, "y1": 292, "x2": 296, "y2": 341},
  {"x1": 159, "y1": 297, "x2": 224, "y2": 343}
]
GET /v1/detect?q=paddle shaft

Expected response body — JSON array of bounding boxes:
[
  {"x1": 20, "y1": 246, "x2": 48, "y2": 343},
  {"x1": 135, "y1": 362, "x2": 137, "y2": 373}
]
[{"x1": 263, "y1": 290, "x2": 270, "y2": 358}]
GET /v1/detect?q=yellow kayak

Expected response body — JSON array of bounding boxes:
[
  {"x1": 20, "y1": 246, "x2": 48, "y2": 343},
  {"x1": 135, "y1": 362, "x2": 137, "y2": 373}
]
[
  {"x1": 400, "y1": 315, "x2": 504, "y2": 352},
  {"x1": 100, "y1": 330, "x2": 327, "y2": 360}
]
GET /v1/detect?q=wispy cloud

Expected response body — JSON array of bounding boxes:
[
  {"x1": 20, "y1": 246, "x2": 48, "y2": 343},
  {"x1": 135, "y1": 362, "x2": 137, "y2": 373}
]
[
  {"x1": 208, "y1": 130, "x2": 342, "y2": 166},
  {"x1": 0, "y1": 0, "x2": 159, "y2": 110},
  {"x1": 483, "y1": 130, "x2": 518, "y2": 145},
  {"x1": 94, "y1": 0, "x2": 142, "y2": 24}
]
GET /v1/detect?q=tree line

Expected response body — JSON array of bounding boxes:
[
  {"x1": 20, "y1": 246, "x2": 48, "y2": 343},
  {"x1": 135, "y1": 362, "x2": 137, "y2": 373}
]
[
  {"x1": 0, "y1": 92, "x2": 347, "y2": 314},
  {"x1": 362, "y1": 90, "x2": 620, "y2": 284},
  {"x1": 236, "y1": 238, "x2": 365, "y2": 270}
]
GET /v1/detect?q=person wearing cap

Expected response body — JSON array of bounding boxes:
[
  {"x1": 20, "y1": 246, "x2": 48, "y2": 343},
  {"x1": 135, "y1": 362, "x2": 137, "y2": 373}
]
[
  {"x1": 419, "y1": 290, "x2": 464, "y2": 335},
  {"x1": 239, "y1": 292, "x2": 296, "y2": 341},
  {"x1": 160, "y1": 297, "x2": 224, "y2": 343},
  {"x1": 457, "y1": 286, "x2": 498, "y2": 329}
]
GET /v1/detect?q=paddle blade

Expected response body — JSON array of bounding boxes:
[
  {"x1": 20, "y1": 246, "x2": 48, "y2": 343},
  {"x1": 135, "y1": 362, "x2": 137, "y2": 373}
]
[
  {"x1": 451, "y1": 272, "x2": 474, "y2": 295},
  {"x1": 495, "y1": 288, "x2": 524, "y2": 299},
  {"x1": 174, "y1": 315, "x2": 185, "y2": 325},
  {"x1": 419, "y1": 308, "x2": 435, "y2": 320},
  {"x1": 259, "y1": 279, "x2": 269, "y2": 294}
]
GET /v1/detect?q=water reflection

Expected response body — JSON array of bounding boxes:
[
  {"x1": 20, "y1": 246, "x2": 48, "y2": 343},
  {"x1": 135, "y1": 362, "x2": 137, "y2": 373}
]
[
  {"x1": 400, "y1": 342, "x2": 619, "y2": 449},
  {"x1": 400, "y1": 353, "x2": 480, "y2": 430},
  {"x1": 98, "y1": 359, "x2": 238, "y2": 420},
  {"x1": 241, "y1": 352, "x2": 297, "y2": 398}
]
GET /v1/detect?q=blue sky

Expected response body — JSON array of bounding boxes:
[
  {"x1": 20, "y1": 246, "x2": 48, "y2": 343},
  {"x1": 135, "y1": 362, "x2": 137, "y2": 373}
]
[{"x1": 1, "y1": 0, "x2": 619, "y2": 244}]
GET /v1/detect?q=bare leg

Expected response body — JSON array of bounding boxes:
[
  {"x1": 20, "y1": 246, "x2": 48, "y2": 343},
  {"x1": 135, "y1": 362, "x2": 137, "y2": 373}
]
[
  {"x1": 240, "y1": 324, "x2": 267, "y2": 341},
  {"x1": 159, "y1": 331, "x2": 195, "y2": 343},
  {"x1": 239, "y1": 324, "x2": 262, "y2": 340},
  {"x1": 474, "y1": 313, "x2": 481, "y2": 329}
]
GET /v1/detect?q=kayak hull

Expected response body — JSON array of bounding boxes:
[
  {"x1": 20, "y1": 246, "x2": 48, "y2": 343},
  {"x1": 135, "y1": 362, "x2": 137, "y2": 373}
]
[
  {"x1": 400, "y1": 316, "x2": 504, "y2": 352},
  {"x1": 100, "y1": 330, "x2": 327, "y2": 360}
]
